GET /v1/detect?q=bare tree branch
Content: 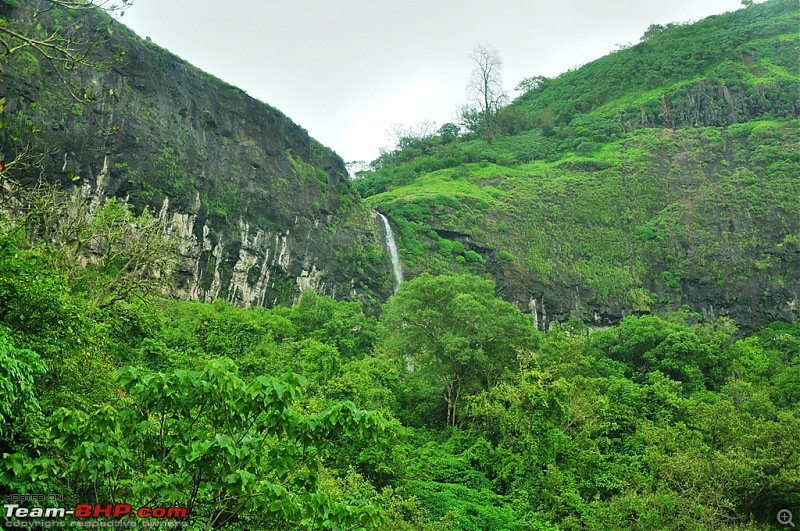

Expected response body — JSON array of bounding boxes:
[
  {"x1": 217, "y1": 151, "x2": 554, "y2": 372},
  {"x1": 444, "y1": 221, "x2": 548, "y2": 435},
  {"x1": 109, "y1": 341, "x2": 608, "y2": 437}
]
[
  {"x1": 464, "y1": 44, "x2": 507, "y2": 142},
  {"x1": 0, "y1": 0, "x2": 133, "y2": 186}
]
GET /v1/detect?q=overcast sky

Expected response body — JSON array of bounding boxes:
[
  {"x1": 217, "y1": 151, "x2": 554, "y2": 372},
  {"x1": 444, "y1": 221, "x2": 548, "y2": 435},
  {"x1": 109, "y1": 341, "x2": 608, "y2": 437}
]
[{"x1": 119, "y1": 0, "x2": 748, "y2": 164}]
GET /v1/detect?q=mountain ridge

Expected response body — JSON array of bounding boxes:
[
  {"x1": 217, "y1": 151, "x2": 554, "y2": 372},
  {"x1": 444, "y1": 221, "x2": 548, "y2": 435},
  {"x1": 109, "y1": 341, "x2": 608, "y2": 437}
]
[
  {"x1": 356, "y1": 0, "x2": 800, "y2": 330},
  {"x1": 0, "y1": 0, "x2": 396, "y2": 309},
  {"x1": 1, "y1": 0, "x2": 797, "y2": 331}
]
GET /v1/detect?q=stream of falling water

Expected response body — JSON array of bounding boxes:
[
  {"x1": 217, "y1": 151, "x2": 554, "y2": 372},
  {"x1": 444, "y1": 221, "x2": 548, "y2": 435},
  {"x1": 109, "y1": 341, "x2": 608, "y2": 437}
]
[{"x1": 378, "y1": 212, "x2": 403, "y2": 292}]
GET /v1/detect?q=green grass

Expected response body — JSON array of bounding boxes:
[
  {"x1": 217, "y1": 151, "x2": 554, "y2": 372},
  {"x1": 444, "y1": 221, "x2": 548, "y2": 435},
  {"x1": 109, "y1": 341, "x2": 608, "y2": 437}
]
[{"x1": 360, "y1": 116, "x2": 800, "y2": 318}]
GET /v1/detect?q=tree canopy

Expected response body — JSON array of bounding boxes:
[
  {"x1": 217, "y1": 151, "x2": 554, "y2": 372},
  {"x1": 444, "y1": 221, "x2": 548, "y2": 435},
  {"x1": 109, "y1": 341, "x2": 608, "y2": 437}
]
[{"x1": 381, "y1": 273, "x2": 536, "y2": 426}]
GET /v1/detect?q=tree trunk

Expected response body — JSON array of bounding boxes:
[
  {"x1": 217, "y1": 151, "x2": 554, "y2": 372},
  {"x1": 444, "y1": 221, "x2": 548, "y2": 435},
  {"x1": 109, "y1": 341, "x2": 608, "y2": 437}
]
[{"x1": 444, "y1": 380, "x2": 461, "y2": 426}]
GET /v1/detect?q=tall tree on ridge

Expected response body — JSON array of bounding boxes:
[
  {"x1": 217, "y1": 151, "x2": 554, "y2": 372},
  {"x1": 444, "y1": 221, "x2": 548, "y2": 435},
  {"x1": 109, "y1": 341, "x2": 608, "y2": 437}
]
[{"x1": 466, "y1": 44, "x2": 507, "y2": 142}]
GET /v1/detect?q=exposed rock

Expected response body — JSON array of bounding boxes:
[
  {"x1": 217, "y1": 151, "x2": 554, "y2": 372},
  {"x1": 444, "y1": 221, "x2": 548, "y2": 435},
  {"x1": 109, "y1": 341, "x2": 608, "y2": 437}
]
[{"x1": 0, "y1": 1, "x2": 394, "y2": 309}]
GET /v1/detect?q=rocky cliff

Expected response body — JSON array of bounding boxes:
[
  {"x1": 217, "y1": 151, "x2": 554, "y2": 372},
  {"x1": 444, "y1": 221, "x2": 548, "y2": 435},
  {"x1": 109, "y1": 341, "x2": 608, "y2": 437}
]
[{"x1": 0, "y1": 1, "x2": 395, "y2": 308}]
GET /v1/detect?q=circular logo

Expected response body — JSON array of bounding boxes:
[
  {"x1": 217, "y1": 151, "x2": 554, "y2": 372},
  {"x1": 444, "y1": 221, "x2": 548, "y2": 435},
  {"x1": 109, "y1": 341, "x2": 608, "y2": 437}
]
[{"x1": 778, "y1": 509, "x2": 795, "y2": 528}]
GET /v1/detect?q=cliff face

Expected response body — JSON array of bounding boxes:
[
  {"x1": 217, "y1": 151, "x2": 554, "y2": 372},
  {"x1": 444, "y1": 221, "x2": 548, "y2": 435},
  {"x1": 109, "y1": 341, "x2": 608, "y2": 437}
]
[{"x1": 0, "y1": 1, "x2": 395, "y2": 307}]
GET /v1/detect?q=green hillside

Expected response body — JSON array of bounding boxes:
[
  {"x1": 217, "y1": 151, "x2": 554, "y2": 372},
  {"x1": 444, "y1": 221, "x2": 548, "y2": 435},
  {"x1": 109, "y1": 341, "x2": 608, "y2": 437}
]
[{"x1": 355, "y1": 0, "x2": 800, "y2": 330}]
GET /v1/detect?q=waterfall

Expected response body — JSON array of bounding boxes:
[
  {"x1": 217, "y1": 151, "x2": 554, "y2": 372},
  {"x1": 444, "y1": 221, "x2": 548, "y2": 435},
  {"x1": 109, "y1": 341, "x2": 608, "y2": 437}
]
[{"x1": 378, "y1": 212, "x2": 403, "y2": 291}]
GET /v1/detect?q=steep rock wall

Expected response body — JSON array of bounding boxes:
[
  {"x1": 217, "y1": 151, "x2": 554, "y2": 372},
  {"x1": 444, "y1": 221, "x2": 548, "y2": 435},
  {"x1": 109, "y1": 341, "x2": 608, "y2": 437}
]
[{"x1": 0, "y1": 2, "x2": 395, "y2": 307}]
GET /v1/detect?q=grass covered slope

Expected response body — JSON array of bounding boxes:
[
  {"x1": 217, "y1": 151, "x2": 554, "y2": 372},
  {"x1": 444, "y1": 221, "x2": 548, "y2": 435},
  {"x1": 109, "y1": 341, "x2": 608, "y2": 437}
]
[
  {"x1": 516, "y1": 0, "x2": 799, "y2": 129},
  {"x1": 355, "y1": 0, "x2": 800, "y2": 330}
]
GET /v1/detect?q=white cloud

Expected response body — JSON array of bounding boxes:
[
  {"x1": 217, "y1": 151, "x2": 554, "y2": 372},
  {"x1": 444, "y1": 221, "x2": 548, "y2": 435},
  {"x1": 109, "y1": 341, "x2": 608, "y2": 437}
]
[{"x1": 335, "y1": 77, "x2": 450, "y2": 163}]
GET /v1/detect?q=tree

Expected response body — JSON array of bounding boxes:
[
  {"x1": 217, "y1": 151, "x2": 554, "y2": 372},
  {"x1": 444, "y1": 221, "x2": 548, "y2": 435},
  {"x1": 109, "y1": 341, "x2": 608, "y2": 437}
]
[
  {"x1": 0, "y1": 1, "x2": 131, "y2": 77},
  {"x1": 0, "y1": 326, "x2": 46, "y2": 449},
  {"x1": 514, "y1": 75, "x2": 549, "y2": 94},
  {"x1": 7, "y1": 187, "x2": 179, "y2": 308},
  {"x1": 588, "y1": 313, "x2": 738, "y2": 392},
  {"x1": 437, "y1": 122, "x2": 461, "y2": 144},
  {"x1": 0, "y1": 0, "x2": 132, "y2": 184},
  {"x1": 0, "y1": 224, "x2": 117, "y2": 411},
  {"x1": 381, "y1": 273, "x2": 535, "y2": 426},
  {"x1": 465, "y1": 44, "x2": 507, "y2": 142},
  {"x1": 290, "y1": 290, "x2": 379, "y2": 360},
  {"x1": 387, "y1": 120, "x2": 438, "y2": 150}
]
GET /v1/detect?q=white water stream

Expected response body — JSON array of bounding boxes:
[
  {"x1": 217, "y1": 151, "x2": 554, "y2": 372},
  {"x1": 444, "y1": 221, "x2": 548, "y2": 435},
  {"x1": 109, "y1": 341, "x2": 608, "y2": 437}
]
[{"x1": 378, "y1": 212, "x2": 403, "y2": 291}]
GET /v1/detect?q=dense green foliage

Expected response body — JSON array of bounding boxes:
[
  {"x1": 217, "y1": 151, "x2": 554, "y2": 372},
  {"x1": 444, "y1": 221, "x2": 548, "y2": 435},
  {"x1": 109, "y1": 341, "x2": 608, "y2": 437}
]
[
  {"x1": 1, "y1": 215, "x2": 798, "y2": 528},
  {"x1": 0, "y1": 209, "x2": 390, "y2": 529},
  {"x1": 382, "y1": 273, "x2": 535, "y2": 426}
]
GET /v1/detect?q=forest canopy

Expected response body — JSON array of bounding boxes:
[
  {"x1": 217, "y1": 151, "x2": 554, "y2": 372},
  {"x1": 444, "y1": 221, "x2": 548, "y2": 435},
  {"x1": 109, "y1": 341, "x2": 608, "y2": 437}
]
[{"x1": 0, "y1": 204, "x2": 797, "y2": 528}]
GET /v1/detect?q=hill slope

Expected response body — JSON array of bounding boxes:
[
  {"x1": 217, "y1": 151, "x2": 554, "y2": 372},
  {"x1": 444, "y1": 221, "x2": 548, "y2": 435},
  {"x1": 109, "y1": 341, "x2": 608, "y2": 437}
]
[
  {"x1": 0, "y1": 0, "x2": 396, "y2": 308},
  {"x1": 355, "y1": 0, "x2": 800, "y2": 330}
]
